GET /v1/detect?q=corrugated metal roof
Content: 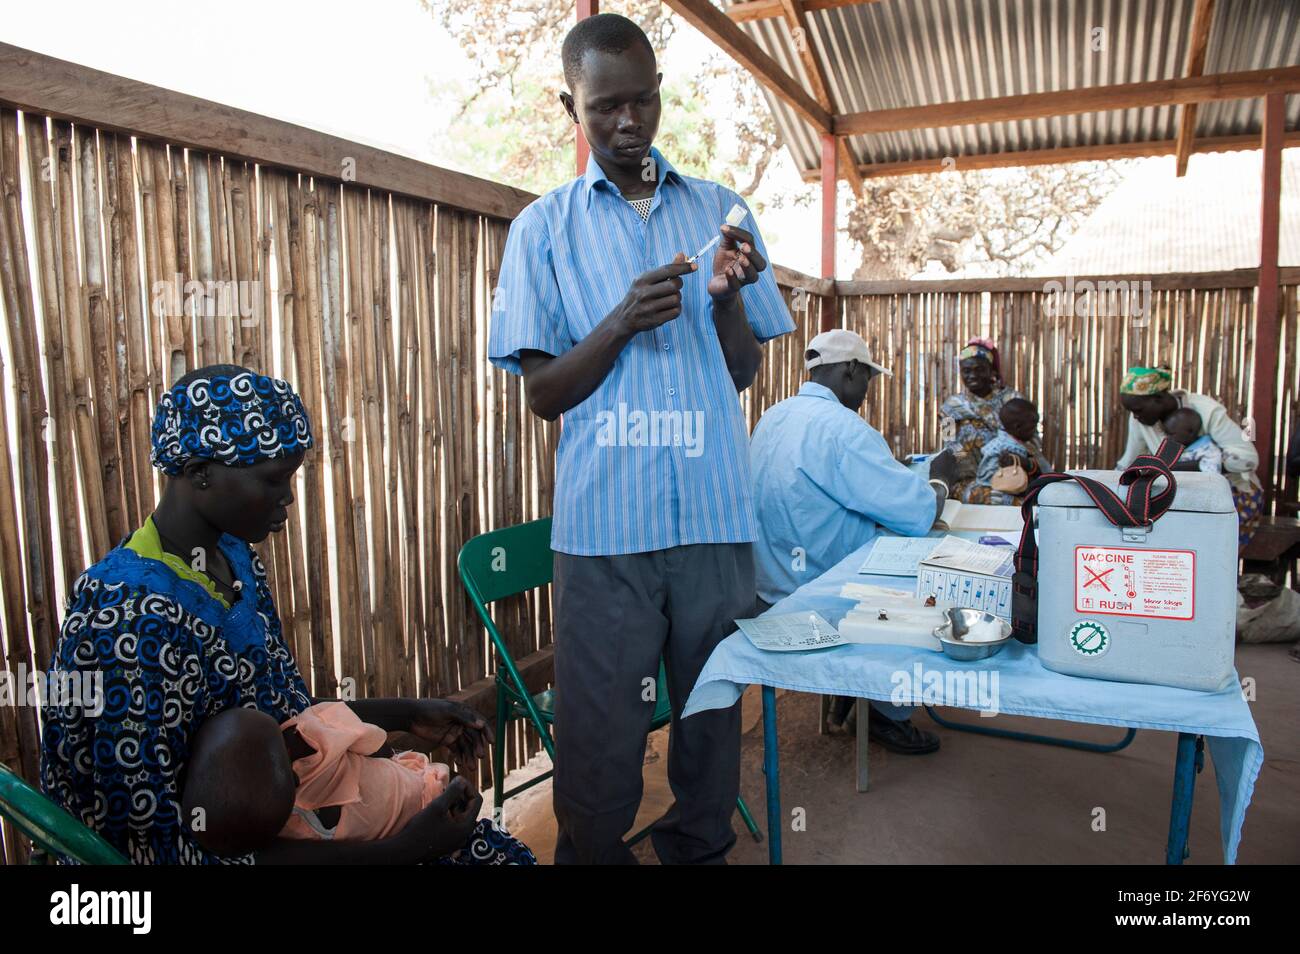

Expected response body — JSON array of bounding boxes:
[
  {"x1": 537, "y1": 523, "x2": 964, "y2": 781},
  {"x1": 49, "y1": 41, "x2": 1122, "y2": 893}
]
[
  {"x1": 1043, "y1": 150, "x2": 1300, "y2": 273},
  {"x1": 735, "y1": 0, "x2": 1300, "y2": 175}
]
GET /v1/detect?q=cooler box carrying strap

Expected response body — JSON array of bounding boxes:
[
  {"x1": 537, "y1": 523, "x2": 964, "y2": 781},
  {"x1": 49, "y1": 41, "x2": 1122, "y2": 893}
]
[{"x1": 1011, "y1": 438, "x2": 1185, "y2": 644}]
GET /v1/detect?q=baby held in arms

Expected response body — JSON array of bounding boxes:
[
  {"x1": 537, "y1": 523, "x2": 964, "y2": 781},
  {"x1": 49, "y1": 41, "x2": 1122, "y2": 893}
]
[
  {"x1": 182, "y1": 702, "x2": 472, "y2": 856},
  {"x1": 1162, "y1": 407, "x2": 1223, "y2": 473},
  {"x1": 969, "y1": 398, "x2": 1051, "y2": 503}
]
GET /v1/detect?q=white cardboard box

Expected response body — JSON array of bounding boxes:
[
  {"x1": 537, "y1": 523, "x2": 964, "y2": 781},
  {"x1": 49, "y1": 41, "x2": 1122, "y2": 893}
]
[{"x1": 914, "y1": 539, "x2": 1015, "y2": 619}]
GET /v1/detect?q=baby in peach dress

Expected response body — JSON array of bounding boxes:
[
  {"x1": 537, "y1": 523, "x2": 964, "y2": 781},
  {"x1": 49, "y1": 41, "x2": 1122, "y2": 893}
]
[
  {"x1": 278, "y1": 701, "x2": 451, "y2": 841},
  {"x1": 181, "y1": 701, "x2": 453, "y2": 853}
]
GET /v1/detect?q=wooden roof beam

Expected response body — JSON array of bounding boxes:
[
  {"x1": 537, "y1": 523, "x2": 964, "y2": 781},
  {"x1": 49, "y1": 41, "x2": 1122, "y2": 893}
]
[
  {"x1": 835, "y1": 65, "x2": 1300, "y2": 136},
  {"x1": 663, "y1": 0, "x2": 832, "y2": 132},
  {"x1": 728, "y1": 0, "x2": 882, "y2": 22},
  {"x1": 0, "y1": 42, "x2": 536, "y2": 220},
  {"x1": 1174, "y1": 0, "x2": 1218, "y2": 177},
  {"x1": 799, "y1": 132, "x2": 1300, "y2": 181},
  {"x1": 777, "y1": 0, "x2": 863, "y2": 197},
  {"x1": 779, "y1": 0, "x2": 831, "y2": 106}
]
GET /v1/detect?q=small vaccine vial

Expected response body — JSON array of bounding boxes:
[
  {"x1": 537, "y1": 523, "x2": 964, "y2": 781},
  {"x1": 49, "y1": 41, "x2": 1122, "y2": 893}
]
[{"x1": 689, "y1": 204, "x2": 751, "y2": 263}]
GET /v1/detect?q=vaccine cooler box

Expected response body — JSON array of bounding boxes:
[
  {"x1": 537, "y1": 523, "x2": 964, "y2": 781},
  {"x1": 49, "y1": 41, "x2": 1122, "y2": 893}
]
[{"x1": 1033, "y1": 470, "x2": 1237, "y2": 691}]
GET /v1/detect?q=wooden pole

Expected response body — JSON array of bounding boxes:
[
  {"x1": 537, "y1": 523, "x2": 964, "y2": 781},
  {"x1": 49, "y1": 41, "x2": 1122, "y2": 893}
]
[
  {"x1": 56, "y1": 124, "x2": 111, "y2": 559},
  {"x1": 820, "y1": 133, "x2": 837, "y2": 331},
  {"x1": 393, "y1": 200, "x2": 422, "y2": 699},
  {"x1": 1252, "y1": 92, "x2": 1285, "y2": 507},
  {"x1": 297, "y1": 181, "x2": 332, "y2": 697},
  {"x1": 834, "y1": 65, "x2": 1300, "y2": 138},
  {"x1": 1174, "y1": 0, "x2": 1217, "y2": 177},
  {"x1": 24, "y1": 116, "x2": 83, "y2": 594},
  {"x1": 575, "y1": 0, "x2": 598, "y2": 176},
  {"x1": 343, "y1": 189, "x2": 377, "y2": 698},
  {"x1": 0, "y1": 110, "x2": 56, "y2": 670},
  {"x1": 777, "y1": 0, "x2": 863, "y2": 199},
  {"x1": 415, "y1": 204, "x2": 441, "y2": 696},
  {"x1": 805, "y1": 131, "x2": 1300, "y2": 182}
]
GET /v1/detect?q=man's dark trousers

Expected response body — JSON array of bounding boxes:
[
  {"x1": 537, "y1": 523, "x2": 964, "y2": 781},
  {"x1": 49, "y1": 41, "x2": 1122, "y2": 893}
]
[{"x1": 551, "y1": 542, "x2": 754, "y2": 864}]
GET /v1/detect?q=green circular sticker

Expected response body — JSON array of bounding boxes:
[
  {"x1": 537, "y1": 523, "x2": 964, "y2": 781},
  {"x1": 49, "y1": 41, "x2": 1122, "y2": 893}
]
[{"x1": 1069, "y1": 619, "x2": 1110, "y2": 657}]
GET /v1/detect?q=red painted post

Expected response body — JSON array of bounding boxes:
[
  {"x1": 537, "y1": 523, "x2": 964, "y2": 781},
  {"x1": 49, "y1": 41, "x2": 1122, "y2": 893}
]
[
  {"x1": 820, "y1": 133, "x2": 838, "y2": 330},
  {"x1": 575, "y1": 0, "x2": 599, "y2": 176},
  {"x1": 1252, "y1": 92, "x2": 1285, "y2": 506}
]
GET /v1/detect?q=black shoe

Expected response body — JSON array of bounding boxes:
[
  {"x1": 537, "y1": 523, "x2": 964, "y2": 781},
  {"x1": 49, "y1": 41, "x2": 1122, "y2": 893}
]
[
  {"x1": 826, "y1": 694, "x2": 856, "y2": 730},
  {"x1": 867, "y1": 710, "x2": 940, "y2": 755}
]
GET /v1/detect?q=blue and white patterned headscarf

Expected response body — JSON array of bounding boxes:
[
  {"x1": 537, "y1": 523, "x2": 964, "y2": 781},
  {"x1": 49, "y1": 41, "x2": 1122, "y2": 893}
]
[{"x1": 150, "y1": 369, "x2": 314, "y2": 476}]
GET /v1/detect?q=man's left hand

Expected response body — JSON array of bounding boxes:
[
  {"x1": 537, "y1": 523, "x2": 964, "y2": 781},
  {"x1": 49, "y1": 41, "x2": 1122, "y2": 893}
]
[
  {"x1": 929, "y1": 448, "x2": 958, "y2": 487},
  {"x1": 709, "y1": 225, "x2": 767, "y2": 301},
  {"x1": 404, "y1": 699, "x2": 494, "y2": 765}
]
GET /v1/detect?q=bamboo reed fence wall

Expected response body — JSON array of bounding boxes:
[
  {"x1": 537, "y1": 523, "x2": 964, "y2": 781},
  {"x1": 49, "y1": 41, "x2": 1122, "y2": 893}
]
[
  {"x1": 0, "y1": 104, "x2": 568, "y2": 862},
  {"x1": 0, "y1": 50, "x2": 1295, "y2": 863},
  {"x1": 794, "y1": 276, "x2": 1298, "y2": 506}
]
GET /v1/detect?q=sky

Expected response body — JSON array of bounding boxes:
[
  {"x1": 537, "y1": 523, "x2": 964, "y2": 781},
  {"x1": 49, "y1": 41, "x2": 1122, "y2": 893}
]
[
  {"x1": 4, "y1": 0, "x2": 1284, "y2": 278},
  {"x1": 2, "y1": 0, "x2": 844, "y2": 275}
]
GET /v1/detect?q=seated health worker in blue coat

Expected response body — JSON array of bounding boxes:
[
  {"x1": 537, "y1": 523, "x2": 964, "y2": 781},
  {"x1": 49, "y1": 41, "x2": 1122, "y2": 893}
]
[{"x1": 749, "y1": 330, "x2": 957, "y2": 754}]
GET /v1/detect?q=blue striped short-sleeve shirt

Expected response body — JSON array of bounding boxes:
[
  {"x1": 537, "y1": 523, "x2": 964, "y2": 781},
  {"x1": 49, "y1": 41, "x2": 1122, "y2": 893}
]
[{"x1": 489, "y1": 149, "x2": 795, "y2": 556}]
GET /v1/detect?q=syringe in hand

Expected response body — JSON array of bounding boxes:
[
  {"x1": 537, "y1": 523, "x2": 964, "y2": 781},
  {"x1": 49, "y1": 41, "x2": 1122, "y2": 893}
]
[{"x1": 687, "y1": 203, "x2": 749, "y2": 264}]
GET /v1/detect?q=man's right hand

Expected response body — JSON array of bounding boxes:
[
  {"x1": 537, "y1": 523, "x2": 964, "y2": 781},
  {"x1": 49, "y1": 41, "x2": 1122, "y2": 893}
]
[
  {"x1": 516, "y1": 255, "x2": 697, "y2": 422},
  {"x1": 929, "y1": 448, "x2": 958, "y2": 488},
  {"x1": 614, "y1": 255, "x2": 697, "y2": 335},
  {"x1": 392, "y1": 775, "x2": 483, "y2": 863}
]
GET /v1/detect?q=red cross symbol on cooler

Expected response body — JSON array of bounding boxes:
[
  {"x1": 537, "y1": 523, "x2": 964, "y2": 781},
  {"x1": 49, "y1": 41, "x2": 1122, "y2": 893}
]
[{"x1": 1082, "y1": 565, "x2": 1113, "y2": 592}]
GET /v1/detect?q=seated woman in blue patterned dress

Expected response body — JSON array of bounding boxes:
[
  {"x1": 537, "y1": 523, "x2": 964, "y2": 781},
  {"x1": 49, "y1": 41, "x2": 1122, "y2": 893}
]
[
  {"x1": 938, "y1": 337, "x2": 1026, "y2": 503},
  {"x1": 39, "y1": 365, "x2": 534, "y2": 865}
]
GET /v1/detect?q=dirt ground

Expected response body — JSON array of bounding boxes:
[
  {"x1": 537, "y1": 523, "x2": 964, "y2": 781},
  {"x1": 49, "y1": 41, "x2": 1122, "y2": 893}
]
[{"x1": 499, "y1": 642, "x2": 1298, "y2": 865}]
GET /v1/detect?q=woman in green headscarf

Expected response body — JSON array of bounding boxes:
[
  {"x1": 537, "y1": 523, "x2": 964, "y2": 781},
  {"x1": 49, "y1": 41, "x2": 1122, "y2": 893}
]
[{"x1": 1117, "y1": 365, "x2": 1263, "y2": 549}]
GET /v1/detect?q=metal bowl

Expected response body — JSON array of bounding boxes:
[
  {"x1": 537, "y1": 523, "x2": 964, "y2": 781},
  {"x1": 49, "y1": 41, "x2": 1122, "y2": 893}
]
[{"x1": 933, "y1": 609, "x2": 1013, "y2": 661}]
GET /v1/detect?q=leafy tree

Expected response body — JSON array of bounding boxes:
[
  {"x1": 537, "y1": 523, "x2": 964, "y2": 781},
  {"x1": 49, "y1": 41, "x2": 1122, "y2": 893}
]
[
  {"x1": 427, "y1": 0, "x2": 1123, "y2": 278},
  {"x1": 845, "y1": 163, "x2": 1127, "y2": 278},
  {"x1": 424, "y1": 0, "x2": 779, "y2": 198}
]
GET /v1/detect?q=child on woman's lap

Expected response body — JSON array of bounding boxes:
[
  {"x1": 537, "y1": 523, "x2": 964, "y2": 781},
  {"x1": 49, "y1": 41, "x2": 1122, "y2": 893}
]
[
  {"x1": 965, "y1": 398, "x2": 1051, "y2": 503},
  {"x1": 183, "y1": 702, "x2": 474, "y2": 856}
]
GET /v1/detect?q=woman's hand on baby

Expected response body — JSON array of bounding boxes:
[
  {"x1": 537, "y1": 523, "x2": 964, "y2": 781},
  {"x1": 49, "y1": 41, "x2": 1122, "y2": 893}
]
[
  {"x1": 405, "y1": 699, "x2": 494, "y2": 766},
  {"x1": 395, "y1": 776, "x2": 483, "y2": 863}
]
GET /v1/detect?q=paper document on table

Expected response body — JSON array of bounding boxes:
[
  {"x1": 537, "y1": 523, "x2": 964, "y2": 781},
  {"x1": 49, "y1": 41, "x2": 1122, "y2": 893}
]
[
  {"x1": 923, "y1": 535, "x2": 1016, "y2": 577},
  {"x1": 840, "y1": 582, "x2": 914, "y2": 602},
  {"x1": 858, "y1": 535, "x2": 941, "y2": 576},
  {"x1": 736, "y1": 611, "x2": 842, "y2": 652},
  {"x1": 938, "y1": 501, "x2": 1025, "y2": 532},
  {"x1": 939, "y1": 499, "x2": 962, "y2": 526}
]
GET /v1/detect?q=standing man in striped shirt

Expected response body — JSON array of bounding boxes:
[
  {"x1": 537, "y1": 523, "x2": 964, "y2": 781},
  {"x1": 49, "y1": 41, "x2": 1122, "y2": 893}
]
[{"x1": 489, "y1": 13, "x2": 794, "y2": 864}]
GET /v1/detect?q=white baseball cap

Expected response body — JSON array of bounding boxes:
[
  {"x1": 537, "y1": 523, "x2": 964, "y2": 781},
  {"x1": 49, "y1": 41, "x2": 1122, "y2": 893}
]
[{"x1": 804, "y1": 329, "x2": 892, "y2": 376}]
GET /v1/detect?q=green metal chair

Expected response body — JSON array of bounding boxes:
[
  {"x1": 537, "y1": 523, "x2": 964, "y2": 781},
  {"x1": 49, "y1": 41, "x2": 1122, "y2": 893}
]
[
  {"x1": 0, "y1": 761, "x2": 128, "y2": 864},
  {"x1": 457, "y1": 517, "x2": 762, "y2": 846}
]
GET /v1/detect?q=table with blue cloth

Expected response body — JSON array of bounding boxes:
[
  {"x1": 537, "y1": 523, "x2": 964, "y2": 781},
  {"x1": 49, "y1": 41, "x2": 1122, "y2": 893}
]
[{"x1": 682, "y1": 533, "x2": 1263, "y2": 865}]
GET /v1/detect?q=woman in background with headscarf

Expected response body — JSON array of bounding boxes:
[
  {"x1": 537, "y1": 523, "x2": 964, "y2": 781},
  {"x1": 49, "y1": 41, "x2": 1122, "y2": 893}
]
[
  {"x1": 939, "y1": 337, "x2": 1025, "y2": 503},
  {"x1": 1117, "y1": 365, "x2": 1263, "y2": 550},
  {"x1": 40, "y1": 364, "x2": 534, "y2": 864}
]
